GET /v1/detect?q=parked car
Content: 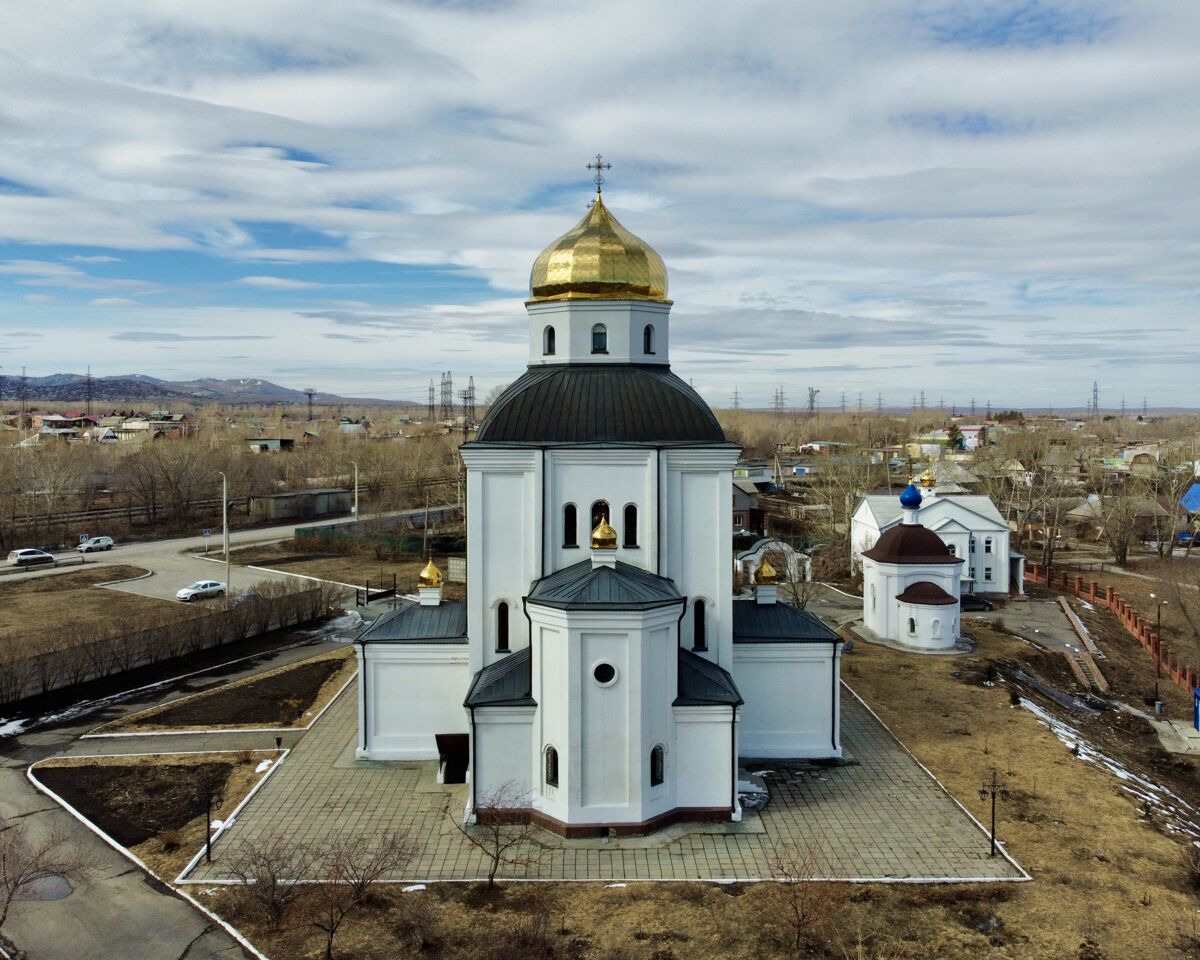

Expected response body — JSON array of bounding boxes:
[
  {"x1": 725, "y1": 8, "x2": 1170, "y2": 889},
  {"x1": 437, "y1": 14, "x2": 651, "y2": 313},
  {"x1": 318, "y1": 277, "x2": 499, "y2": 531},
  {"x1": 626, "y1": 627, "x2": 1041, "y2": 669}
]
[
  {"x1": 1177, "y1": 532, "x2": 1197, "y2": 547},
  {"x1": 77, "y1": 536, "x2": 115, "y2": 553},
  {"x1": 7, "y1": 548, "x2": 55, "y2": 567},
  {"x1": 176, "y1": 580, "x2": 227, "y2": 601},
  {"x1": 960, "y1": 594, "x2": 995, "y2": 612}
]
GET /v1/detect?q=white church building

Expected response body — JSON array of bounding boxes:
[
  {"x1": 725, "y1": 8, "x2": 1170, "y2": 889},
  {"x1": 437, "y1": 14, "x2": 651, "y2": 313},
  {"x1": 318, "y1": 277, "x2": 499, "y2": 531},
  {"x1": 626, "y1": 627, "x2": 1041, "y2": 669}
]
[
  {"x1": 851, "y1": 470, "x2": 1020, "y2": 596},
  {"x1": 354, "y1": 176, "x2": 843, "y2": 836},
  {"x1": 860, "y1": 484, "x2": 963, "y2": 651}
]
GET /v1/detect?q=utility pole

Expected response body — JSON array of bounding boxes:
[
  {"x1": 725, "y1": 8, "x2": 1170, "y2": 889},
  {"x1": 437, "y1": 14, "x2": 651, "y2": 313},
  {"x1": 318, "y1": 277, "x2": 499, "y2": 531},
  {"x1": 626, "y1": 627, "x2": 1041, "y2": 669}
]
[
  {"x1": 85, "y1": 366, "x2": 93, "y2": 418},
  {"x1": 1092, "y1": 380, "x2": 1099, "y2": 419},
  {"x1": 19, "y1": 366, "x2": 28, "y2": 433},
  {"x1": 730, "y1": 386, "x2": 742, "y2": 410},
  {"x1": 350, "y1": 460, "x2": 359, "y2": 518},
  {"x1": 218, "y1": 472, "x2": 231, "y2": 596}
]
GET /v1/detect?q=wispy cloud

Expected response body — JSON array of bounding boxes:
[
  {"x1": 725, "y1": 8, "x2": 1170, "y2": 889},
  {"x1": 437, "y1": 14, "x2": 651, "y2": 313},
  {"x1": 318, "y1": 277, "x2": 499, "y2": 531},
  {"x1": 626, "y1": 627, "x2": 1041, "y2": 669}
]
[
  {"x1": 237, "y1": 275, "x2": 320, "y2": 289},
  {"x1": 110, "y1": 331, "x2": 274, "y2": 342}
]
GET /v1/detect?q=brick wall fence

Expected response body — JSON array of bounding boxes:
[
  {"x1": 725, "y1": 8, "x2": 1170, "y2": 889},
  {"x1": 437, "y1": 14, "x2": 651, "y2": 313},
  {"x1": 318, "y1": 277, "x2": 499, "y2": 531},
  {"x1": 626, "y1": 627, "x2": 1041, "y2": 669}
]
[{"x1": 1024, "y1": 562, "x2": 1197, "y2": 693}]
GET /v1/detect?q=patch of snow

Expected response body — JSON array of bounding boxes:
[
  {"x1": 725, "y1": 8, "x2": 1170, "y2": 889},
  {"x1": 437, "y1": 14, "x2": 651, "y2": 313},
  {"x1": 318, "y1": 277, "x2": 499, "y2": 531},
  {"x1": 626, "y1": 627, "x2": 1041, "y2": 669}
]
[
  {"x1": 200, "y1": 888, "x2": 218, "y2": 896},
  {"x1": 749, "y1": 769, "x2": 774, "y2": 777},
  {"x1": 1018, "y1": 696, "x2": 1200, "y2": 839},
  {"x1": 210, "y1": 820, "x2": 224, "y2": 831},
  {"x1": 1079, "y1": 599, "x2": 1095, "y2": 611},
  {"x1": 255, "y1": 759, "x2": 273, "y2": 774},
  {"x1": 605, "y1": 883, "x2": 626, "y2": 888},
  {"x1": 402, "y1": 883, "x2": 426, "y2": 893}
]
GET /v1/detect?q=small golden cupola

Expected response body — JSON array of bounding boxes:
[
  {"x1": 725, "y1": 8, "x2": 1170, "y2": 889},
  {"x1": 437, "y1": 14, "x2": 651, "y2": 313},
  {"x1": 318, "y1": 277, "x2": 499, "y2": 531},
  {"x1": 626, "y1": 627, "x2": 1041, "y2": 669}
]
[
  {"x1": 919, "y1": 465, "x2": 937, "y2": 489},
  {"x1": 529, "y1": 172, "x2": 669, "y2": 303},
  {"x1": 756, "y1": 556, "x2": 778, "y2": 584},
  {"x1": 418, "y1": 557, "x2": 443, "y2": 587},
  {"x1": 590, "y1": 516, "x2": 618, "y2": 550}
]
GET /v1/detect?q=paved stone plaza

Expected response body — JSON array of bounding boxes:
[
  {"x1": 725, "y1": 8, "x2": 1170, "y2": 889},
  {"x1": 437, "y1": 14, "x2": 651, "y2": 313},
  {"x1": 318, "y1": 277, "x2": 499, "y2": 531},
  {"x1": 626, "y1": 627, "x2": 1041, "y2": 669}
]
[{"x1": 184, "y1": 680, "x2": 1024, "y2": 883}]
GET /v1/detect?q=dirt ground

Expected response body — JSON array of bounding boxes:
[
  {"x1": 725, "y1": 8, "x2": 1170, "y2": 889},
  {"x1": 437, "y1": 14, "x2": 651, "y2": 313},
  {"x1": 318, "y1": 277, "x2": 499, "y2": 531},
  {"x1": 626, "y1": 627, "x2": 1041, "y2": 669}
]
[
  {"x1": 225, "y1": 541, "x2": 466, "y2": 602},
  {"x1": 35, "y1": 751, "x2": 279, "y2": 877},
  {"x1": 0, "y1": 565, "x2": 192, "y2": 655},
  {"x1": 96, "y1": 648, "x2": 355, "y2": 732}
]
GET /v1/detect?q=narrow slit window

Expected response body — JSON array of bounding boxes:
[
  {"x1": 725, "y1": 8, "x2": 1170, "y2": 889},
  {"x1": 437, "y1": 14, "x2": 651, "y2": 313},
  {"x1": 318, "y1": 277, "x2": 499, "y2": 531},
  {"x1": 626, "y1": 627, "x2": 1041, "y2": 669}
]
[
  {"x1": 545, "y1": 746, "x2": 559, "y2": 787},
  {"x1": 643, "y1": 324, "x2": 655, "y2": 355},
  {"x1": 543, "y1": 325, "x2": 556, "y2": 356},
  {"x1": 623, "y1": 504, "x2": 638, "y2": 547},
  {"x1": 591, "y1": 323, "x2": 607, "y2": 354},
  {"x1": 496, "y1": 601, "x2": 510, "y2": 652},
  {"x1": 693, "y1": 599, "x2": 707, "y2": 652},
  {"x1": 563, "y1": 504, "x2": 578, "y2": 547}
]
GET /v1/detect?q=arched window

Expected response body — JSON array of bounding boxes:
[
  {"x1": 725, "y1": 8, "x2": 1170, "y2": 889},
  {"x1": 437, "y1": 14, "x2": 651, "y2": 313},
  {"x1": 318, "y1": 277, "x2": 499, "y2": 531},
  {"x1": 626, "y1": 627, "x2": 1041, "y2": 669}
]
[
  {"x1": 907, "y1": 617, "x2": 916, "y2": 634},
  {"x1": 984, "y1": 537, "x2": 993, "y2": 554},
  {"x1": 591, "y1": 323, "x2": 608, "y2": 354},
  {"x1": 623, "y1": 504, "x2": 638, "y2": 547},
  {"x1": 591, "y1": 500, "x2": 610, "y2": 529},
  {"x1": 643, "y1": 324, "x2": 655, "y2": 355},
  {"x1": 969, "y1": 536, "x2": 977, "y2": 552},
  {"x1": 931, "y1": 618, "x2": 942, "y2": 639},
  {"x1": 650, "y1": 744, "x2": 665, "y2": 786},
  {"x1": 693, "y1": 599, "x2": 707, "y2": 652},
  {"x1": 947, "y1": 543, "x2": 956, "y2": 557},
  {"x1": 544, "y1": 746, "x2": 559, "y2": 788},
  {"x1": 870, "y1": 584, "x2": 876, "y2": 610},
  {"x1": 543, "y1": 325, "x2": 556, "y2": 356},
  {"x1": 496, "y1": 602, "x2": 510, "y2": 652},
  {"x1": 563, "y1": 504, "x2": 578, "y2": 547}
]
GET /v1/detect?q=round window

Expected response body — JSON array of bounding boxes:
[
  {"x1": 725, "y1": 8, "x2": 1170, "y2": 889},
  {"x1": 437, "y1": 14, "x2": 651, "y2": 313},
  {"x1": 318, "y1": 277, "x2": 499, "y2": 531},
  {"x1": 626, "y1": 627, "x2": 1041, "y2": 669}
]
[{"x1": 592, "y1": 662, "x2": 617, "y2": 686}]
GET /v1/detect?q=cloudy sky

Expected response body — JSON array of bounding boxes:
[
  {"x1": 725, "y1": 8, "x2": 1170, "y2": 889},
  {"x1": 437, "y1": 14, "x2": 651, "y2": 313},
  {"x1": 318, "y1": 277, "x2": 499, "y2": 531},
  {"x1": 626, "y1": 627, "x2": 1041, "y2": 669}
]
[{"x1": 0, "y1": 0, "x2": 1196, "y2": 409}]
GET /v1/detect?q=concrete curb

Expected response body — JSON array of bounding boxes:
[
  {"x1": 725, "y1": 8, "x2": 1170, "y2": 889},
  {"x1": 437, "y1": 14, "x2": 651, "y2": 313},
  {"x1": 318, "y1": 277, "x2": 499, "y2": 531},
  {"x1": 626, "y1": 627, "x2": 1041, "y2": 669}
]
[
  {"x1": 96, "y1": 568, "x2": 155, "y2": 587},
  {"x1": 26, "y1": 759, "x2": 271, "y2": 960}
]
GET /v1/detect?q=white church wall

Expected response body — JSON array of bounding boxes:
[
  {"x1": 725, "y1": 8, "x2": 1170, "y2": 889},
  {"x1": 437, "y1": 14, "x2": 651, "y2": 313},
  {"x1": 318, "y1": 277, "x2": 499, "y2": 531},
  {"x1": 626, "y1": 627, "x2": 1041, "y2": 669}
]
[
  {"x1": 526, "y1": 299, "x2": 672, "y2": 366},
  {"x1": 673, "y1": 706, "x2": 737, "y2": 813},
  {"x1": 734, "y1": 644, "x2": 842, "y2": 759},
  {"x1": 357, "y1": 645, "x2": 469, "y2": 761},
  {"x1": 895, "y1": 602, "x2": 957, "y2": 650},
  {"x1": 580, "y1": 630, "x2": 631, "y2": 809},
  {"x1": 472, "y1": 706, "x2": 535, "y2": 802},
  {"x1": 545, "y1": 449, "x2": 656, "y2": 573},
  {"x1": 662, "y1": 448, "x2": 739, "y2": 667},
  {"x1": 461, "y1": 447, "x2": 539, "y2": 673}
]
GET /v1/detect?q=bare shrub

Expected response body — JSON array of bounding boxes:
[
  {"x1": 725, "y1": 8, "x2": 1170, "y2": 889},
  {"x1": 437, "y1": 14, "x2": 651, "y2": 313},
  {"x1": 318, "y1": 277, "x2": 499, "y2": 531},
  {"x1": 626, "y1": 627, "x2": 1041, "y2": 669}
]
[
  {"x1": 393, "y1": 893, "x2": 441, "y2": 951},
  {"x1": 226, "y1": 834, "x2": 320, "y2": 931},
  {"x1": 451, "y1": 782, "x2": 543, "y2": 889},
  {"x1": 306, "y1": 831, "x2": 420, "y2": 960},
  {"x1": 759, "y1": 843, "x2": 843, "y2": 954},
  {"x1": 1181, "y1": 843, "x2": 1200, "y2": 891},
  {"x1": 0, "y1": 816, "x2": 92, "y2": 933},
  {"x1": 159, "y1": 829, "x2": 184, "y2": 853}
]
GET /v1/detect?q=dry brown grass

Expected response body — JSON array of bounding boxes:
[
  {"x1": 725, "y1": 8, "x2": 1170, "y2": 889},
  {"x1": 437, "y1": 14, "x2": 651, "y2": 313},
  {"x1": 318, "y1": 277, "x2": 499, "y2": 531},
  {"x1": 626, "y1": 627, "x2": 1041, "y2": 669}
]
[
  {"x1": 93, "y1": 647, "x2": 356, "y2": 733},
  {"x1": 0, "y1": 565, "x2": 192, "y2": 655},
  {"x1": 224, "y1": 541, "x2": 466, "y2": 601}
]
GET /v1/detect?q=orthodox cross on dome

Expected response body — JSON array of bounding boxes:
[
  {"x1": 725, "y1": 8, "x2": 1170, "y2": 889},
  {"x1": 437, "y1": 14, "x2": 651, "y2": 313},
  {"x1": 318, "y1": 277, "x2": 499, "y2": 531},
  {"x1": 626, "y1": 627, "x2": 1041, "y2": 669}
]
[{"x1": 586, "y1": 153, "x2": 611, "y2": 195}]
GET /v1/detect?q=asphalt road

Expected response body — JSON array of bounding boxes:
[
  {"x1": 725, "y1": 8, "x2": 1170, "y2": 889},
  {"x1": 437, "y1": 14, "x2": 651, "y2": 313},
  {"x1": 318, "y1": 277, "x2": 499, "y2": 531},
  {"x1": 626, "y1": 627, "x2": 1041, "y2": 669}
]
[{"x1": 1, "y1": 632, "x2": 346, "y2": 960}]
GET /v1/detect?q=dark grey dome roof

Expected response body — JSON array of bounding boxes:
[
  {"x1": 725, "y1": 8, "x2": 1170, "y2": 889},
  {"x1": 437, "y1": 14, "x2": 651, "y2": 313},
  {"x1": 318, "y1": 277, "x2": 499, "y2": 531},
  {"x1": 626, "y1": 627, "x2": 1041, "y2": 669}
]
[{"x1": 472, "y1": 364, "x2": 728, "y2": 445}]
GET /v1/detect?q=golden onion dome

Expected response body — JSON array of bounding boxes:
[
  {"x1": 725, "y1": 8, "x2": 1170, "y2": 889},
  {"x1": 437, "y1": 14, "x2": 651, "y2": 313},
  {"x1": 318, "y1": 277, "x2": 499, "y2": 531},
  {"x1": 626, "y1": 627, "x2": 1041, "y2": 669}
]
[
  {"x1": 919, "y1": 466, "x2": 937, "y2": 489},
  {"x1": 418, "y1": 556, "x2": 443, "y2": 587},
  {"x1": 529, "y1": 195, "x2": 669, "y2": 302},
  {"x1": 590, "y1": 516, "x2": 618, "y2": 550},
  {"x1": 757, "y1": 557, "x2": 778, "y2": 584}
]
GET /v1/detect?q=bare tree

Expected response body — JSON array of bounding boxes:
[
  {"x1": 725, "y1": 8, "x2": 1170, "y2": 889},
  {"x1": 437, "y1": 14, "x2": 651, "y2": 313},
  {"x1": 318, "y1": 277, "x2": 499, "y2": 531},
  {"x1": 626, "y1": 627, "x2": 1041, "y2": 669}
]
[
  {"x1": 766, "y1": 547, "x2": 818, "y2": 610},
  {"x1": 307, "y1": 831, "x2": 419, "y2": 960},
  {"x1": 450, "y1": 782, "x2": 543, "y2": 888},
  {"x1": 0, "y1": 817, "x2": 92, "y2": 934},
  {"x1": 226, "y1": 834, "x2": 320, "y2": 931}
]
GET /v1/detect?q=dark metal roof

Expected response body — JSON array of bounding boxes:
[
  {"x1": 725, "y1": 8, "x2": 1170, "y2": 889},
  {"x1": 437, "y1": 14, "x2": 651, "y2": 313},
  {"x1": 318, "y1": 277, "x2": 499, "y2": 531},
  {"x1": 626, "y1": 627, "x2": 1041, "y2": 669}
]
[
  {"x1": 469, "y1": 364, "x2": 730, "y2": 445},
  {"x1": 357, "y1": 601, "x2": 467, "y2": 644},
  {"x1": 674, "y1": 648, "x2": 743, "y2": 706},
  {"x1": 731, "y1": 600, "x2": 841, "y2": 643},
  {"x1": 464, "y1": 647, "x2": 536, "y2": 707},
  {"x1": 895, "y1": 581, "x2": 958, "y2": 606},
  {"x1": 861, "y1": 524, "x2": 963, "y2": 565},
  {"x1": 527, "y1": 559, "x2": 683, "y2": 611}
]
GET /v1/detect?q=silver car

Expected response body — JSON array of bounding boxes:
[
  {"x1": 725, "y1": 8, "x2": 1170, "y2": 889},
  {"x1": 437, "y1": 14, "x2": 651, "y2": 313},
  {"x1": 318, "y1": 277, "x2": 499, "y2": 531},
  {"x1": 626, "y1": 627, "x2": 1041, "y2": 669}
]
[
  {"x1": 176, "y1": 580, "x2": 227, "y2": 601},
  {"x1": 7, "y1": 548, "x2": 55, "y2": 567},
  {"x1": 78, "y1": 536, "x2": 115, "y2": 553}
]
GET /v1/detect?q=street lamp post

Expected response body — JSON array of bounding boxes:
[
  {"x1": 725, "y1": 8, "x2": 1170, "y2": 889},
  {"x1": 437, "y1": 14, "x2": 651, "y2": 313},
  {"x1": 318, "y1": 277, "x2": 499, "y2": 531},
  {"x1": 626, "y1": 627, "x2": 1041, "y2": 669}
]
[
  {"x1": 350, "y1": 461, "x2": 359, "y2": 519},
  {"x1": 1150, "y1": 593, "x2": 1168, "y2": 710},
  {"x1": 978, "y1": 769, "x2": 1009, "y2": 857},
  {"x1": 218, "y1": 471, "x2": 230, "y2": 596}
]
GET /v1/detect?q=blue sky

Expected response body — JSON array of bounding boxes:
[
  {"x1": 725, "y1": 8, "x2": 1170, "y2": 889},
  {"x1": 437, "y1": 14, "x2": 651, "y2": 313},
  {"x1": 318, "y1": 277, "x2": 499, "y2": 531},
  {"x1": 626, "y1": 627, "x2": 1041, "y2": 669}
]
[{"x1": 0, "y1": 0, "x2": 1197, "y2": 408}]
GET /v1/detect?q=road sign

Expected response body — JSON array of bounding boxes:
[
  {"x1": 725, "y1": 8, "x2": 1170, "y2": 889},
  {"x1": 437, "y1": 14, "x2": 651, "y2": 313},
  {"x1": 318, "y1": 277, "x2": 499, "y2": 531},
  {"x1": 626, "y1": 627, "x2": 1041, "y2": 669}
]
[
  {"x1": 79, "y1": 534, "x2": 88, "y2": 543},
  {"x1": 203, "y1": 529, "x2": 211, "y2": 537}
]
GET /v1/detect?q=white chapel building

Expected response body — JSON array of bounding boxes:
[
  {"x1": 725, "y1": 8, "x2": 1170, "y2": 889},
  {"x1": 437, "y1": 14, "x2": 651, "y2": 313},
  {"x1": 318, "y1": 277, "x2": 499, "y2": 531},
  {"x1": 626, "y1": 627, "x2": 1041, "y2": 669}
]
[
  {"x1": 851, "y1": 470, "x2": 1020, "y2": 596},
  {"x1": 354, "y1": 179, "x2": 843, "y2": 836}
]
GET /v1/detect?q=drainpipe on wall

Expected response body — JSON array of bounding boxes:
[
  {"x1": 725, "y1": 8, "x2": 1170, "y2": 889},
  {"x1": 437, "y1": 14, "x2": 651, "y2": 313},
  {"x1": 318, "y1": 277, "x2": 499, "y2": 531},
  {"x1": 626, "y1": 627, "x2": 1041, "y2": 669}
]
[
  {"x1": 730, "y1": 703, "x2": 739, "y2": 820},
  {"x1": 468, "y1": 704, "x2": 477, "y2": 822}
]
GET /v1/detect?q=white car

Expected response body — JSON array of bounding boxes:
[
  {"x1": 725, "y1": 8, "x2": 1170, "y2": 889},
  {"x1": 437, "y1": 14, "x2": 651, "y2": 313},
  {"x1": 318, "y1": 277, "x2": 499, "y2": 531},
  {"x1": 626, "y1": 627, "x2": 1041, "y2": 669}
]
[
  {"x1": 77, "y1": 536, "x2": 115, "y2": 553},
  {"x1": 7, "y1": 548, "x2": 55, "y2": 567},
  {"x1": 176, "y1": 580, "x2": 227, "y2": 601}
]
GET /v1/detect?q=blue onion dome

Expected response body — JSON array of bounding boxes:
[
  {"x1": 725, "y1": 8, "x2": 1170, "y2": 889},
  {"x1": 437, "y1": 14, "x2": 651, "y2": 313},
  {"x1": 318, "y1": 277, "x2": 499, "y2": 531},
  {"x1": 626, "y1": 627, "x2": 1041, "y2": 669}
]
[{"x1": 898, "y1": 484, "x2": 923, "y2": 510}]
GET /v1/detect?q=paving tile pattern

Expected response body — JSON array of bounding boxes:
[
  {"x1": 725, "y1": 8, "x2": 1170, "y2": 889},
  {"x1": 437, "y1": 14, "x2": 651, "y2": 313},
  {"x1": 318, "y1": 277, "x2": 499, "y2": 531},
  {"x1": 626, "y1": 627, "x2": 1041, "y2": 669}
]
[{"x1": 186, "y1": 681, "x2": 1022, "y2": 882}]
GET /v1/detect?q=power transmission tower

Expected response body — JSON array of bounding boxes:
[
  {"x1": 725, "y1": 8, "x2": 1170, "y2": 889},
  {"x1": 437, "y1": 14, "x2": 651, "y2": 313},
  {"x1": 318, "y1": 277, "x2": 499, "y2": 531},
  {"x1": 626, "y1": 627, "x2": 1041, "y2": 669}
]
[
  {"x1": 1092, "y1": 380, "x2": 1099, "y2": 419},
  {"x1": 427, "y1": 380, "x2": 435, "y2": 420},
  {"x1": 919, "y1": 390, "x2": 926, "y2": 410},
  {"x1": 772, "y1": 386, "x2": 786, "y2": 417},
  {"x1": 304, "y1": 387, "x2": 317, "y2": 422},
  {"x1": 85, "y1": 365, "x2": 93, "y2": 418},
  {"x1": 876, "y1": 393, "x2": 883, "y2": 414},
  {"x1": 938, "y1": 395, "x2": 944, "y2": 411},
  {"x1": 970, "y1": 397, "x2": 976, "y2": 417},
  {"x1": 1143, "y1": 397, "x2": 1148, "y2": 417},
  {"x1": 1120, "y1": 396, "x2": 1126, "y2": 418},
  {"x1": 985, "y1": 400, "x2": 991, "y2": 418},
  {"x1": 19, "y1": 366, "x2": 27, "y2": 430},
  {"x1": 457, "y1": 376, "x2": 477, "y2": 425},
  {"x1": 857, "y1": 391, "x2": 863, "y2": 412},
  {"x1": 839, "y1": 390, "x2": 846, "y2": 414},
  {"x1": 806, "y1": 387, "x2": 819, "y2": 418},
  {"x1": 440, "y1": 372, "x2": 453, "y2": 421},
  {"x1": 730, "y1": 386, "x2": 742, "y2": 410}
]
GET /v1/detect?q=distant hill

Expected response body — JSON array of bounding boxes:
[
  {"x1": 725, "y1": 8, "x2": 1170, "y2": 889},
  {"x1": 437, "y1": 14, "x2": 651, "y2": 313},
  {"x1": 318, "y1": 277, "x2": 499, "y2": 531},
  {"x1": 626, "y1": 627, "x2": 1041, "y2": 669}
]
[{"x1": 0, "y1": 373, "x2": 414, "y2": 406}]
